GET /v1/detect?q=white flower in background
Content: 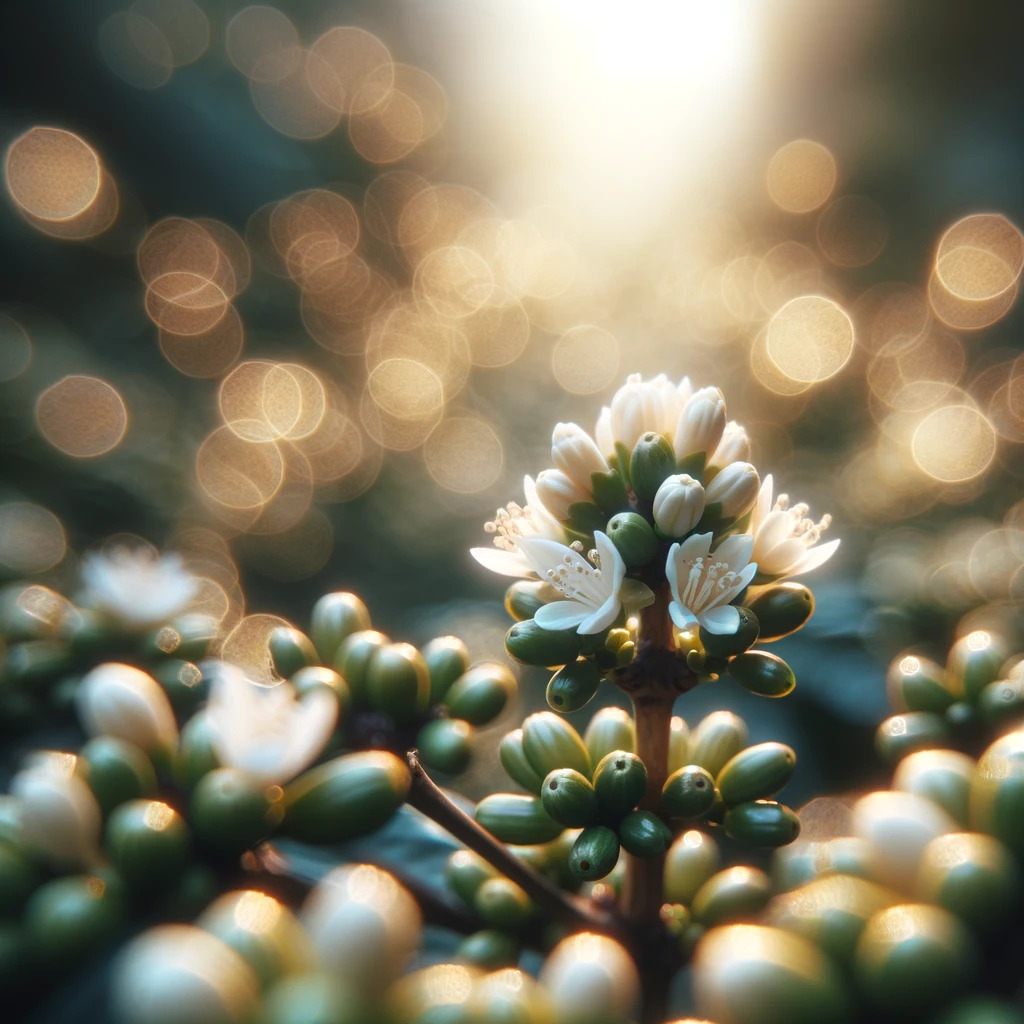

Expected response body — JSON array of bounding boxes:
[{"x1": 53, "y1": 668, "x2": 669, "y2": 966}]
[
  {"x1": 674, "y1": 386, "x2": 727, "y2": 461},
  {"x1": 11, "y1": 752, "x2": 101, "y2": 869},
  {"x1": 667, "y1": 533, "x2": 758, "y2": 635},
  {"x1": 535, "y1": 468, "x2": 590, "y2": 520},
  {"x1": 81, "y1": 547, "x2": 198, "y2": 630},
  {"x1": 595, "y1": 373, "x2": 693, "y2": 454},
  {"x1": 709, "y1": 421, "x2": 750, "y2": 470},
  {"x1": 204, "y1": 662, "x2": 337, "y2": 785},
  {"x1": 471, "y1": 476, "x2": 566, "y2": 578},
  {"x1": 77, "y1": 663, "x2": 179, "y2": 754},
  {"x1": 748, "y1": 474, "x2": 839, "y2": 579},
  {"x1": 551, "y1": 422, "x2": 609, "y2": 490},
  {"x1": 705, "y1": 461, "x2": 760, "y2": 519},
  {"x1": 517, "y1": 531, "x2": 653, "y2": 634},
  {"x1": 653, "y1": 474, "x2": 706, "y2": 537}
]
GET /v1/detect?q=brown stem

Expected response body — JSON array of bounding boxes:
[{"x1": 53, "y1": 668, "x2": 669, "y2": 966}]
[{"x1": 405, "y1": 750, "x2": 620, "y2": 938}]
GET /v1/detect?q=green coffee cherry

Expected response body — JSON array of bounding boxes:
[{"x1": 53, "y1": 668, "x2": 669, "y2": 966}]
[
  {"x1": 875, "y1": 712, "x2": 950, "y2": 765},
  {"x1": 456, "y1": 929, "x2": 519, "y2": 969},
  {"x1": 269, "y1": 627, "x2": 318, "y2": 680},
  {"x1": 931, "y1": 997, "x2": 1024, "y2": 1024},
  {"x1": 547, "y1": 660, "x2": 601, "y2": 713},
  {"x1": 174, "y1": 712, "x2": 221, "y2": 789},
  {"x1": 153, "y1": 659, "x2": 207, "y2": 718},
  {"x1": 191, "y1": 767, "x2": 284, "y2": 855},
  {"x1": 668, "y1": 716, "x2": 690, "y2": 772},
  {"x1": 283, "y1": 751, "x2": 410, "y2": 844},
  {"x1": 978, "y1": 675, "x2": 1024, "y2": 727},
  {"x1": 893, "y1": 749, "x2": 974, "y2": 826},
  {"x1": 333, "y1": 630, "x2": 388, "y2": 705},
  {"x1": 503, "y1": 580, "x2": 551, "y2": 623},
  {"x1": 664, "y1": 829, "x2": 720, "y2": 904},
  {"x1": 728, "y1": 651, "x2": 796, "y2": 698},
  {"x1": 264, "y1": 973, "x2": 369, "y2": 1024},
  {"x1": 290, "y1": 666, "x2": 350, "y2": 714},
  {"x1": 717, "y1": 742, "x2": 796, "y2": 806},
  {"x1": 569, "y1": 825, "x2": 620, "y2": 881},
  {"x1": 474, "y1": 877, "x2": 533, "y2": 929},
  {"x1": 81, "y1": 736, "x2": 157, "y2": 815},
  {"x1": 661, "y1": 765, "x2": 717, "y2": 819},
  {"x1": 605, "y1": 511, "x2": 659, "y2": 568},
  {"x1": 2, "y1": 640, "x2": 70, "y2": 685},
  {"x1": 854, "y1": 903, "x2": 975, "y2": 1013},
  {"x1": 825, "y1": 836, "x2": 880, "y2": 882},
  {"x1": 159, "y1": 864, "x2": 220, "y2": 922},
  {"x1": 618, "y1": 810, "x2": 672, "y2": 857},
  {"x1": 416, "y1": 719, "x2": 473, "y2": 775},
  {"x1": 25, "y1": 873, "x2": 125, "y2": 966},
  {"x1": 699, "y1": 608, "x2": 759, "y2": 660},
  {"x1": 691, "y1": 866, "x2": 772, "y2": 926},
  {"x1": 725, "y1": 800, "x2": 801, "y2": 847},
  {"x1": 886, "y1": 654, "x2": 954, "y2": 713},
  {"x1": 499, "y1": 729, "x2": 545, "y2": 794},
  {"x1": 422, "y1": 636, "x2": 470, "y2": 702},
  {"x1": 446, "y1": 849, "x2": 496, "y2": 905},
  {"x1": 746, "y1": 583, "x2": 814, "y2": 642},
  {"x1": 475, "y1": 793, "x2": 563, "y2": 845},
  {"x1": 105, "y1": 799, "x2": 189, "y2": 889},
  {"x1": 584, "y1": 707, "x2": 636, "y2": 766},
  {"x1": 542, "y1": 769, "x2": 599, "y2": 827},
  {"x1": 947, "y1": 630, "x2": 1006, "y2": 703},
  {"x1": 521, "y1": 712, "x2": 591, "y2": 778},
  {"x1": 630, "y1": 432, "x2": 677, "y2": 501},
  {"x1": 593, "y1": 750, "x2": 647, "y2": 816},
  {"x1": 0, "y1": 840, "x2": 41, "y2": 917},
  {"x1": 445, "y1": 662, "x2": 515, "y2": 725},
  {"x1": 916, "y1": 832, "x2": 1020, "y2": 932},
  {"x1": 310, "y1": 591, "x2": 371, "y2": 664},
  {"x1": 505, "y1": 618, "x2": 583, "y2": 668},
  {"x1": 973, "y1": 730, "x2": 1024, "y2": 857},
  {"x1": 366, "y1": 642, "x2": 430, "y2": 722},
  {"x1": 688, "y1": 711, "x2": 748, "y2": 776}
]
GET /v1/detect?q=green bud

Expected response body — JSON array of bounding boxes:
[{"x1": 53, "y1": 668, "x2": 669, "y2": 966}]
[
  {"x1": 947, "y1": 630, "x2": 1007, "y2": 703},
  {"x1": 25, "y1": 872, "x2": 125, "y2": 966},
  {"x1": 893, "y1": 749, "x2": 974, "y2": 826},
  {"x1": 618, "y1": 810, "x2": 672, "y2": 857},
  {"x1": 105, "y1": 799, "x2": 189, "y2": 890},
  {"x1": 283, "y1": 751, "x2": 410, "y2": 844},
  {"x1": 584, "y1": 707, "x2": 635, "y2": 767},
  {"x1": 747, "y1": 583, "x2": 814, "y2": 642},
  {"x1": 0, "y1": 839, "x2": 41, "y2": 918},
  {"x1": 81, "y1": 736, "x2": 157, "y2": 815},
  {"x1": 725, "y1": 800, "x2": 801, "y2": 847},
  {"x1": 688, "y1": 711, "x2": 748, "y2": 777},
  {"x1": 422, "y1": 635, "x2": 471, "y2": 702},
  {"x1": 886, "y1": 654, "x2": 954, "y2": 713},
  {"x1": 591, "y1": 467, "x2": 630, "y2": 514},
  {"x1": 445, "y1": 662, "x2": 515, "y2": 725},
  {"x1": 605, "y1": 511, "x2": 659, "y2": 568},
  {"x1": 446, "y1": 849, "x2": 496, "y2": 905},
  {"x1": 593, "y1": 750, "x2": 647, "y2": 816},
  {"x1": 174, "y1": 712, "x2": 221, "y2": 789},
  {"x1": 191, "y1": 767, "x2": 284, "y2": 855},
  {"x1": 661, "y1": 765, "x2": 717, "y2": 819},
  {"x1": 504, "y1": 579, "x2": 550, "y2": 623},
  {"x1": 505, "y1": 619, "x2": 582, "y2": 668},
  {"x1": 159, "y1": 863, "x2": 220, "y2": 922},
  {"x1": 474, "y1": 877, "x2": 533, "y2": 929},
  {"x1": 875, "y1": 712, "x2": 950, "y2": 766},
  {"x1": 499, "y1": 729, "x2": 545, "y2": 794},
  {"x1": 916, "y1": 832, "x2": 1020, "y2": 932},
  {"x1": 717, "y1": 742, "x2": 796, "y2": 806},
  {"x1": 475, "y1": 793, "x2": 563, "y2": 845},
  {"x1": 311, "y1": 591, "x2": 371, "y2": 664},
  {"x1": 290, "y1": 666, "x2": 350, "y2": 715},
  {"x1": 978, "y1": 675, "x2": 1024, "y2": 728},
  {"x1": 691, "y1": 866, "x2": 772, "y2": 926},
  {"x1": 569, "y1": 825, "x2": 620, "y2": 881},
  {"x1": 854, "y1": 904, "x2": 975, "y2": 1013},
  {"x1": 265, "y1": 973, "x2": 369, "y2": 1024},
  {"x1": 416, "y1": 718, "x2": 473, "y2": 775},
  {"x1": 700, "y1": 608, "x2": 759, "y2": 659},
  {"x1": 931, "y1": 998, "x2": 1024, "y2": 1024},
  {"x1": 333, "y1": 629, "x2": 388, "y2": 705},
  {"x1": 521, "y1": 712, "x2": 591, "y2": 778},
  {"x1": 542, "y1": 769, "x2": 600, "y2": 828},
  {"x1": 152, "y1": 659, "x2": 207, "y2": 718},
  {"x1": 668, "y1": 716, "x2": 690, "y2": 772},
  {"x1": 630, "y1": 432, "x2": 677, "y2": 501},
  {"x1": 728, "y1": 651, "x2": 796, "y2": 698},
  {"x1": 664, "y1": 829, "x2": 720, "y2": 904},
  {"x1": 547, "y1": 659, "x2": 601, "y2": 713},
  {"x1": 972, "y1": 728, "x2": 1024, "y2": 856},
  {"x1": 2, "y1": 640, "x2": 70, "y2": 685},
  {"x1": 269, "y1": 626, "x2": 318, "y2": 679},
  {"x1": 825, "y1": 836, "x2": 880, "y2": 882},
  {"x1": 366, "y1": 642, "x2": 430, "y2": 722},
  {"x1": 456, "y1": 929, "x2": 519, "y2": 969}
]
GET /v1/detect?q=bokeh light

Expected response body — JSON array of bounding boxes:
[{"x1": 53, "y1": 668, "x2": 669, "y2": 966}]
[
  {"x1": 36, "y1": 375, "x2": 128, "y2": 457},
  {"x1": 911, "y1": 404, "x2": 998, "y2": 483},
  {"x1": 551, "y1": 325, "x2": 620, "y2": 393},
  {"x1": 0, "y1": 503, "x2": 66, "y2": 574},
  {"x1": 765, "y1": 295, "x2": 855, "y2": 383},
  {"x1": 423, "y1": 417, "x2": 504, "y2": 494},
  {"x1": 767, "y1": 139, "x2": 837, "y2": 214}
]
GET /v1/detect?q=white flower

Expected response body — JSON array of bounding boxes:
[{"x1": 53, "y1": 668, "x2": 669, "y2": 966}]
[
  {"x1": 204, "y1": 662, "x2": 337, "y2": 785},
  {"x1": 11, "y1": 752, "x2": 101, "y2": 869},
  {"x1": 748, "y1": 474, "x2": 839, "y2": 579},
  {"x1": 77, "y1": 663, "x2": 179, "y2": 754},
  {"x1": 551, "y1": 422, "x2": 609, "y2": 490},
  {"x1": 667, "y1": 533, "x2": 758, "y2": 635},
  {"x1": 535, "y1": 468, "x2": 591, "y2": 520},
  {"x1": 674, "y1": 387, "x2": 727, "y2": 461},
  {"x1": 81, "y1": 547, "x2": 198, "y2": 630},
  {"x1": 470, "y1": 476, "x2": 566, "y2": 578},
  {"x1": 653, "y1": 474, "x2": 706, "y2": 537},
  {"x1": 516, "y1": 531, "x2": 652, "y2": 634},
  {"x1": 595, "y1": 373, "x2": 693, "y2": 455},
  {"x1": 705, "y1": 461, "x2": 760, "y2": 519},
  {"x1": 709, "y1": 421, "x2": 750, "y2": 470}
]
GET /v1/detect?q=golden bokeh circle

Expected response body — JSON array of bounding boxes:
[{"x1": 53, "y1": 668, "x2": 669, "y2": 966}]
[
  {"x1": 219, "y1": 612, "x2": 292, "y2": 686},
  {"x1": 423, "y1": 417, "x2": 504, "y2": 494},
  {"x1": 36, "y1": 376, "x2": 128, "y2": 457},
  {"x1": 911, "y1": 404, "x2": 997, "y2": 483},
  {"x1": 766, "y1": 295, "x2": 855, "y2": 383},
  {"x1": 551, "y1": 325, "x2": 620, "y2": 394},
  {"x1": 5, "y1": 127, "x2": 102, "y2": 221},
  {"x1": 0, "y1": 503, "x2": 66, "y2": 573},
  {"x1": 767, "y1": 139, "x2": 837, "y2": 214}
]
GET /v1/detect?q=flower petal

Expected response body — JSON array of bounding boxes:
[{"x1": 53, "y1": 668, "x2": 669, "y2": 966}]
[
  {"x1": 791, "y1": 538, "x2": 840, "y2": 576},
  {"x1": 669, "y1": 601, "x2": 697, "y2": 629},
  {"x1": 535, "y1": 600, "x2": 589, "y2": 631},
  {"x1": 759, "y1": 539, "x2": 806, "y2": 577},
  {"x1": 594, "y1": 530, "x2": 626, "y2": 590},
  {"x1": 699, "y1": 604, "x2": 741, "y2": 634},
  {"x1": 678, "y1": 532, "x2": 713, "y2": 560},
  {"x1": 515, "y1": 536, "x2": 577, "y2": 578},
  {"x1": 665, "y1": 542, "x2": 681, "y2": 598},
  {"x1": 757, "y1": 509, "x2": 795, "y2": 552},
  {"x1": 713, "y1": 533, "x2": 754, "y2": 569},
  {"x1": 619, "y1": 578, "x2": 655, "y2": 610},
  {"x1": 470, "y1": 546, "x2": 532, "y2": 578},
  {"x1": 579, "y1": 597, "x2": 620, "y2": 634},
  {"x1": 753, "y1": 474, "x2": 774, "y2": 532}
]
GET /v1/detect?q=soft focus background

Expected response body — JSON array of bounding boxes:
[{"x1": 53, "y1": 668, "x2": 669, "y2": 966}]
[{"x1": 2, "y1": 0, "x2": 1024, "y2": 814}]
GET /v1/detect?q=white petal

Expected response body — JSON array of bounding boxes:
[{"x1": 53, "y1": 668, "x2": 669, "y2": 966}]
[
  {"x1": 759, "y1": 539, "x2": 806, "y2": 577},
  {"x1": 791, "y1": 538, "x2": 840, "y2": 576},
  {"x1": 713, "y1": 533, "x2": 754, "y2": 569},
  {"x1": 678, "y1": 532, "x2": 713, "y2": 560},
  {"x1": 470, "y1": 547, "x2": 532, "y2": 578},
  {"x1": 535, "y1": 601, "x2": 589, "y2": 631},
  {"x1": 579, "y1": 597, "x2": 621, "y2": 634},
  {"x1": 594, "y1": 530, "x2": 626, "y2": 589},
  {"x1": 757, "y1": 510, "x2": 795, "y2": 552},
  {"x1": 515, "y1": 536, "x2": 577, "y2": 578},
  {"x1": 669, "y1": 601, "x2": 696, "y2": 629},
  {"x1": 665, "y1": 543, "x2": 681, "y2": 597},
  {"x1": 753, "y1": 474, "x2": 774, "y2": 531},
  {"x1": 699, "y1": 604, "x2": 741, "y2": 634}
]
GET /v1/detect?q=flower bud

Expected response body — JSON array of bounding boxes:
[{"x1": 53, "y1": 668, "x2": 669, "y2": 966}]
[
  {"x1": 81, "y1": 737, "x2": 157, "y2": 816},
  {"x1": 444, "y1": 662, "x2": 515, "y2": 725},
  {"x1": 474, "y1": 877, "x2": 533, "y2": 929},
  {"x1": 569, "y1": 826, "x2": 620, "y2": 881},
  {"x1": 619, "y1": 809, "x2": 672, "y2": 857},
  {"x1": 605, "y1": 511, "x2": 658, "y2": 568},
  {"x1": 499, "y1": 729, "x2": 545, "y2": 794},
  {"x1": 541, "y1": 932, "x2": 638, "y2": 1024},
  {"x1": 268, "y1": 627, "x2": 318, "y2": 679},
  {"x1": 366, "y1": 642, "x2": 430, "y2": 723},
  {"x1": 416, "y1": 718, "x2": 473, "y2": 775},
  {"x1": 661, "y1": 764, "x2": 717, "y2": 819},
  {"x1": 610, "y1": 375, "x2": 662, "y2": 453},
  {"x1": 629, "y1": 432, "x2": 676, "y2": 501},
  {"x1": 546, "y1": 659, "x2": 601, "y2": 713},
  {"x1": 28, "y1": 873, "x2": 126, "y2": 968},
  {"x1": 505, "y1": 618, "x2": 582, "y2": 669},
  {"x1": 521, "y1": 711, "x2": 591, "y2": 778},
  {"x1": 653, "y1": 474, "x2": 706, "y2": 538},
  {"x1": 724, "y1": 801, "x2": 801, "y2": 848},
  {"x1": 310, "y1": 591, "x2": 371, "y2": 665},
  {"x1": 674, "y1": 387, "x2": 726, "y2": 460},
  {"x1": 728, "y1": 651, "x2": 796, "y2": 698},
  {"x1": 705, "y1": 461, "x2": 760, "y2": 519},
  {"x1": 709, "y1": 420, "x2": 750, "y2": 469},
  {"x1": 190, "y1": 767, "x2": 284, "y2": 855},
  {"x1": 584, "y1": 707, "x2": 635, "y2": 766},
  {"x1": 893, "y1": 749, "x2": 973, "y2": 826},
  {"x1": 593, "y1": 750, "x2": 647, "y2": 816},
  {"x1": 535, "y1": 468, "x2": 589, "y2": 520},
  {"x1": 422, "y1": 635, "x2": 470, "y2": 702},
  {"x1": 688, "y1": 711, "x2": 748, "y2": 777},
  {"x1": 542, "y1": 768, "x2": 599, "y2": 827},
  {"x1": 664, "y1": 829, "x2": 719, "y2": 904},
  {"x1": 747, "y1": 583, "x2": 814, "y2": 642},
  {"x1": 475, "y1": 793, "x2": 563, "y2": 845},
  {"x1": 971, "y1": 728, "x2": 1024, "y2": 856},
  {"x1": 718, "y1": 742, "x2": 796, "y2": 806},
  {"x1": 552, "y1": 422, "x2": 608, "y2": 490},
  {"x1": 875, "y1": 712, "x2": 950, "y2": 766},
  {"x1": 77, "y1": 663, "x2": 178, "y2": 757},
  {"x1": 947, "y1": 630, "x2": 1007, "y2": 703}
]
